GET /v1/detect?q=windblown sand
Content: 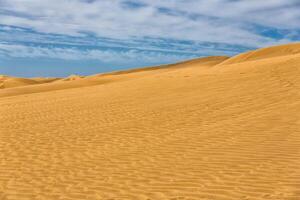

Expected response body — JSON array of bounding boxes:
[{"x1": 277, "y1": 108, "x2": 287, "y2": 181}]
[{"x1": 0, "y1": 44, "x2": 299, "y2": 200}]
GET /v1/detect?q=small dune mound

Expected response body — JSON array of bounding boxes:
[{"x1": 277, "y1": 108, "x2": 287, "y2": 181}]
[
  {"x1": 0, "y1": 75, "x2": 9, "y2": 89},
  {"x1": 63, "y1": 74, "x2": 84, "y2": 81},
  {"x1": 1, "y1": 75, "x2": 58, "y2": 89},
  {"x1": 31, "y1": 77, "x2": 61, "y2": 84},
  {"x1": 1, "y1": 77, "x2": 39, "y2": 89},
  {"x1": 220, "y1": 42, "x2": 300, "y2": 65},
  {"x1": 1, "y1": 75, "x2": 39, "y2": 89},
  {"x1": 0, "y1": 75, "x2": 9, "y2": 82},
  {"x1": 0, "y1": 75, "x2": 8, "y2": 79},
  {"x1": 0, "y1": 76, "x2": 61, "y2": 89}
]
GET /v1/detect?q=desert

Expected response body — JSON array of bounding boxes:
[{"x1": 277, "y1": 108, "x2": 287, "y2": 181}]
[{"x1": 0, "y1": 43, "x2": 299, "y2": 200}]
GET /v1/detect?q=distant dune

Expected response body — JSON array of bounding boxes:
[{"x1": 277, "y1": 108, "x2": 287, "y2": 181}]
[
  {"x1": 0, "y1": 43, "x2": 299, "y2": 200},
  {"x1": 0, "y1": 75, "x2": 60, "y2": 89},
  {"x1": 0, "y1": 75, "x2": 39, "y2": 89},
  {"x1": 0, "y1": 56, "x2": 229, "y2": 97}
]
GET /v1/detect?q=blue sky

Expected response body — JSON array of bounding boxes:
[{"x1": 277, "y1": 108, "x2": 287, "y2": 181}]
[{"x1": 0, "y1": 0, "x2": 299, "y2": 77}]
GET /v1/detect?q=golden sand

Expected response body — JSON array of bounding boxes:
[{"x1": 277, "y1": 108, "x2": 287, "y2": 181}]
[{"x1": 0, "y1": 43, "x2": 299, "y2": 200}]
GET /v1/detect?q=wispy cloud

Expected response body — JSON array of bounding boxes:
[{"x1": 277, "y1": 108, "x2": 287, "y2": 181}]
[
  {"x1": 0, "y1": 42, "x2": 199, "y2": 65},
  {"x1": 1, "y1": 0, "x2": 298, "y2": 44}
]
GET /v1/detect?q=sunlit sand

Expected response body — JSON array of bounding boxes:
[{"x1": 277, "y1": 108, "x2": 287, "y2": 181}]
[{"x1": 0, "y1": 43, "x2": 299, "y2": 199}]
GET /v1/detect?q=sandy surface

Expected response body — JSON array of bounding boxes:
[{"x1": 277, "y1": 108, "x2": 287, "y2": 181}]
[{"x1": 0, "y1": 44, "x2": 299, "y2": 200}]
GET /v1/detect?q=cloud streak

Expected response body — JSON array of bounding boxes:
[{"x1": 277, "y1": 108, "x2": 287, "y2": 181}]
[
  {"x1": 1, "y1": 0, "x2": 298, "y2": 46},
  {"x1": 0, "y1": 42, "x2": 199, "y2": 66}
]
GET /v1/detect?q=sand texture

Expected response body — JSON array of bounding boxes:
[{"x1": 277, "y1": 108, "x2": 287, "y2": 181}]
[{"x1": 0, "y1": 43, "x2": 300, "y2": 200}]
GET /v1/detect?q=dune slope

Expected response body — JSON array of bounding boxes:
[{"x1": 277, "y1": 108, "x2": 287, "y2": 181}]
[
  {"x1": 0, "y1": 44, "x2": 299, "y2": 200},
  {"x1": 0, "y1": 56, "x2": 228, "y2": 98},
  {"x1": 220, "y1": 42, "x2": 300, "y2": 65}
]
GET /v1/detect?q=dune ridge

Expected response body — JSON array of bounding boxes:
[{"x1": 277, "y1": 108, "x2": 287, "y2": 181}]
[
  {"x1": 0, "y1": 56, "x2": 229, "y2": 98},
  {"x1": 219, "y1": 42, "x2": 300, "y2": 65},
  {"x1": 0, "y1": 43, "x2": 299, "y2": 200}
]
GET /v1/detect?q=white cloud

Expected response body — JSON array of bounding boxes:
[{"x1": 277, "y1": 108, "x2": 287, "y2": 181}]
[{"x1": 0, "y1": 0, "x2": 298, "y2": 48}]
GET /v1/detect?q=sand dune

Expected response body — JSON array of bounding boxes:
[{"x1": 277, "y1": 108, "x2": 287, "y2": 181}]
[
  {"x1": 61, "y1": 74, "x2": 84, "y2": 81},
  {"x1": 31, "y1": 77, "x2": 61, "y2": 84},
  {"x1": 0, "y1": 56, "x2": 227, "y2": 92},
  {"x1": 0, "y1": 75, "x2": 60, "y2": 89},
  {"x1": 0, "y1": 56, "x2": 228, "y2": 98},
  {"x1": 0, "y1": 43, "x2": 299, "y2": 200},
  {"x1": 0, "y1": 76, "x2": 38, "y2": 89},
  {"x1": 220, "y1": 42, "x2": 300, "y2": 65},
  {"x1": 98, "y1": 56, "x2": 230, "y2": 76}
]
